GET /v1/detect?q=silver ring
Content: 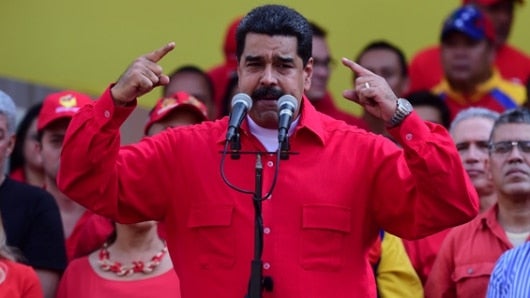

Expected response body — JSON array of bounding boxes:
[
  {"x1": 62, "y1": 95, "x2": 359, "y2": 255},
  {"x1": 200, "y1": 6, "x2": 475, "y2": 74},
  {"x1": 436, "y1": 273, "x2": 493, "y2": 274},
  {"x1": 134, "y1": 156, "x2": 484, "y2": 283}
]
[{"x1": 364, "y1": 82, "x2": 370, "y2": 89}]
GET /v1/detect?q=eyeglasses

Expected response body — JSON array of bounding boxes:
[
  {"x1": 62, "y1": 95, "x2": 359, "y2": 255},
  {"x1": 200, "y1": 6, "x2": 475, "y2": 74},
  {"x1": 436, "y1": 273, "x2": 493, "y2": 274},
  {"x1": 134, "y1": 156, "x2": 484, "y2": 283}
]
[{"x1": 489, "y1": 140, "x2": 530, "y2": 155}]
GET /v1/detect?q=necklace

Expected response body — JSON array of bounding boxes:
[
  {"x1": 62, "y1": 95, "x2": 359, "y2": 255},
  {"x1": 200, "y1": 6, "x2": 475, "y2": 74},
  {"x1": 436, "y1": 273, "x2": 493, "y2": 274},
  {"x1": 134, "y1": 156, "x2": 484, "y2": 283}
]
[{"x1": 98, "y1": 241, "x2": 168, "y2": 277}]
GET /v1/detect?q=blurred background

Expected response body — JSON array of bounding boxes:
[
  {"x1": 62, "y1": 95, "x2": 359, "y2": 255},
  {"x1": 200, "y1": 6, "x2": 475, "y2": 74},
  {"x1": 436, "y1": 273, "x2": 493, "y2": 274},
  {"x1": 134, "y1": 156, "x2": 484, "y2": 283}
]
[{"x1": 1, "y1": 0, "x2": 529, "y2": 141}]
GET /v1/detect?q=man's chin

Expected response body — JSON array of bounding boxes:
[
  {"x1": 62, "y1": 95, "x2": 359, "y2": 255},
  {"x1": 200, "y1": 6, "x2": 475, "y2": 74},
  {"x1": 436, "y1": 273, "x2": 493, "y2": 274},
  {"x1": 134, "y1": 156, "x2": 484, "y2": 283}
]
[{"x1": 249, "y1": 110, "x2": 278, "y2": 129}]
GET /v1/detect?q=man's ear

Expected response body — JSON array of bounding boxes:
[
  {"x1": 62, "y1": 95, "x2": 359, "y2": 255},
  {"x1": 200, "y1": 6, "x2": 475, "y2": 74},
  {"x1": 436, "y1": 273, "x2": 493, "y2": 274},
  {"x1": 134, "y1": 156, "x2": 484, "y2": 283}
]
[
  {"x1": 5, "y1": 135, "x2": 15, "y2": 157},
  {"x1": 303, "y1": 57, "x2": 314, "y2": 92}
]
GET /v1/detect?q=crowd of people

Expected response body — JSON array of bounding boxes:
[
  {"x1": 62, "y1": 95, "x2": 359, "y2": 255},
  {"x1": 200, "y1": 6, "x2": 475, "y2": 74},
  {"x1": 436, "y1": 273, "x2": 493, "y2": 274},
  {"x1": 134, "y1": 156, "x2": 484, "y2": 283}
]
[{"x1": 1, "y1": 1, "x2": 530, "y2": 297}]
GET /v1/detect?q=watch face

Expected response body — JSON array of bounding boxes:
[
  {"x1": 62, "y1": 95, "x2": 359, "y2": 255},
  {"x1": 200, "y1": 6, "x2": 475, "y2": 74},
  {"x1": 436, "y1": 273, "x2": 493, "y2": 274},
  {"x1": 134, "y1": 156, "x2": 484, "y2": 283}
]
[{"x1": 399, "y1": 98, "x2": 413, "y2": 112}]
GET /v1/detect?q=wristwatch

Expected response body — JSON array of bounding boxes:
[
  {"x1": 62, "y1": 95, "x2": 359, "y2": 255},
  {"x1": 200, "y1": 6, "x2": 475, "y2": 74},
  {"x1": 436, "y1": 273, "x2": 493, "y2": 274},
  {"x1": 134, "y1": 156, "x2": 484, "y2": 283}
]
[{"x1": 387, "y1": 98, "x2": 413, "y2": 127}]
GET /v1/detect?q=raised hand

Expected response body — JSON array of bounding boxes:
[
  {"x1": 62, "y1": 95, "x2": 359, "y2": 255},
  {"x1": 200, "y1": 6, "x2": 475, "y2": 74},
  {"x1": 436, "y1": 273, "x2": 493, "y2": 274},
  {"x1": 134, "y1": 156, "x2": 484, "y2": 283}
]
[
  {"x1": 111, "y1": 42, "x2": 176, "y2": 105},
  {"x1": 341, "y1": 58, "x2": 398, "y2": 123}
]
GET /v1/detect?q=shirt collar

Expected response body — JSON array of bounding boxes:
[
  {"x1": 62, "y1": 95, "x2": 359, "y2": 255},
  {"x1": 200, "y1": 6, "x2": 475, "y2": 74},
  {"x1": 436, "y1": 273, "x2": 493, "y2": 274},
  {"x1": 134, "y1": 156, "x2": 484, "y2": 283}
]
[
  {"x1": 480, "y1": 203, "x2": 500, "y2": 230},
  {"x1": 216, "y1": 95, "x2": 327, "y2": 146},
  {"x1": 433, "y1": 69, "x2": 503, "y2": 104}
]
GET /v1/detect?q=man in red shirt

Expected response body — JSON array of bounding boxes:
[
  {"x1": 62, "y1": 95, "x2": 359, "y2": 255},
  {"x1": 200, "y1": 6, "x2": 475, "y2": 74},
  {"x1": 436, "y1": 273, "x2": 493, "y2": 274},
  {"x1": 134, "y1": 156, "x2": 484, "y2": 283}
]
[
  {"x1": 57, "y1": 5, "x2": 478, "y2": 298},
  {"x1": 404, "y1": 107, "x2": 499, "y2": 284},
  {"x1": 425, "y1": 108, "x2": 530, "y2": 297},
  {"x1": 37, "y1": 91, "x2": 114, "y2": 262},
  {"x1": 409, "y1": 0, "x2": 530, "y2": 93},
  {"x1": 432, "y1": 5, "x2": 526, "y2": 120}
]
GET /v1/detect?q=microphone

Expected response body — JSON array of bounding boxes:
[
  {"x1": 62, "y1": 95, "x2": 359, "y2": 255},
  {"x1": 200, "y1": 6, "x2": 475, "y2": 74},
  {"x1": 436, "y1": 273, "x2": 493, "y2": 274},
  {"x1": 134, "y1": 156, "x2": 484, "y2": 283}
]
[
  {"x1": 226, "y1": 93, "x2": 253, "y2": 142},
  {"x1": 277, "y1": 94, "x2": 298, "y2": 144}
]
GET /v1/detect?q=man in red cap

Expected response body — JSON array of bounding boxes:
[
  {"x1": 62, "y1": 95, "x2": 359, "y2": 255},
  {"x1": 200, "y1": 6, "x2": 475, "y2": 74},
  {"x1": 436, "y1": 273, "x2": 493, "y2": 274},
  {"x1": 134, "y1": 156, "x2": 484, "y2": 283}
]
[
  {"x1": 207, "y1": 17, "x2": 241, "y2": 119},
  {"x1": 409, "y1": 0, "x2": 530, "y2": 94},
  {"x1": 144, "y1": 91, "x2": 208, "y2": 136},
  {"x1": 431, "y1": 5, "x2": 526, "y2": 120},
  {"x1": 37, "y1": 91, "x2": 114, "y2": 264}
]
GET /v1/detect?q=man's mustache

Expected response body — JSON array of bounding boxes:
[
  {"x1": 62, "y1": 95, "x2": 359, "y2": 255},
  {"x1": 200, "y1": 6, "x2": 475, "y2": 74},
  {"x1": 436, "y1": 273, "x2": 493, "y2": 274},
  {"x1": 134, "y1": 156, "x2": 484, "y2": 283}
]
[{"x1": 251, "y1": 87, "x2": 284, "y2": 99}]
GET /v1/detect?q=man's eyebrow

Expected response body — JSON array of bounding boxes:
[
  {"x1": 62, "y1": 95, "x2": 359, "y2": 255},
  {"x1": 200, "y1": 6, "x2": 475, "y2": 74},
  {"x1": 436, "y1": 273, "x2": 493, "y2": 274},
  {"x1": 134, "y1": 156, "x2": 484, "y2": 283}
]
[
  {"x1": 276, "y1": 56, "x2": 294, "y2": 63},
  {"x1": 243, "y1": 55, "x2": 262, "y2": 62}
]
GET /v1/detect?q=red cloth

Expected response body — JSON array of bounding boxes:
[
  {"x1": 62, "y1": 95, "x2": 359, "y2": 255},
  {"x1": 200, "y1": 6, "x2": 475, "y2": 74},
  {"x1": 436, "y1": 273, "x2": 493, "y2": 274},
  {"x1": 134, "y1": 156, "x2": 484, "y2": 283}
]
[
  {"x1": 310, "y1": 91, "x2": 368, "y2": 129},
  {"x1": 66, "y1": 211, "x2": 114, "y2": 262},
  {"x1": 56, "y1": 257, "x2": 180, "y2": 298},
  {"x1": 424, "y1": 205, "x2": 530, "y2": 298},
  {"x1": 367, "y1": 234, "x2": 382, "y2": 266},
  {"x1": 57, "y1": 87, "x2": 478, "y2": 298},
  {"x1": 408, "y1": 44, "x2": 530, "y2": 93},
  {"x1": 0, "y1": 259, "x2": 43, "y2": 298},
  {"x1": 207, "y1": 18, "x2": 241, "y2": 119},
  {"x1": 9, "y1": 167, "x2": 25, "y2": 183},
  {"x1": 403, "y1": 228, "x2": 451, "y2": 284}
]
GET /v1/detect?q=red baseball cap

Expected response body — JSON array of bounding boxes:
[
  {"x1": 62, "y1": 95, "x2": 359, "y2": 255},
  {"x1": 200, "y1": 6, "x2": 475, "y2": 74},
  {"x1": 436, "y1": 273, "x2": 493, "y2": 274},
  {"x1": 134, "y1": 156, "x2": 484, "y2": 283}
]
[
  {"x1": 463, "y1": 0, "x2": 524, "y2": 5},
  {"x1": 37, "y1": 90, "x2": 93, "y2": 131},
  {"x1": 144, "y1": 91, "x2": 208, "y2": 135}
]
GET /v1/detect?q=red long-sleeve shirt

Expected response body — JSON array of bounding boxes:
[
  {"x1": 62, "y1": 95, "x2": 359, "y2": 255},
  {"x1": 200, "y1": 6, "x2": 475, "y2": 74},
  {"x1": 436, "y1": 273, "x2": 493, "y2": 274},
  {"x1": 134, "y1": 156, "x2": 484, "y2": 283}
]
[
  {"x1": 424, "y1": 205, "x2": 530, "y2": 298},
  {"x1": 57, "y1": 87, "x2": 478, "y2": 298}
]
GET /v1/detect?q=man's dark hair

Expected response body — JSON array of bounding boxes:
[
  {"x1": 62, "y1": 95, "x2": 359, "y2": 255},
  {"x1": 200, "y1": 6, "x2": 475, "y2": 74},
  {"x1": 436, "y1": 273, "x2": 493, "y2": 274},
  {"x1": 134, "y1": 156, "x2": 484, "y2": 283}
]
[
  {"x1": 9, "y1": 102, "x2": 42, "y2": 173},
  {"x1": 236, "y1": 4, "x2": 312, "y2": 66},
  {"x1": 309, "y1": 21, "x2": 326, "y2": 39},
  {"x1": 490, "y1": 108, "x2": 530, "y2": 141},
  {"x1": 408, "y1": 90, "x2": 451, "y2": 128},
  {"x1": 355, "y1": 40, "x2": 408, "y2": 77},
  {"x1": 163, "y1": 65, "x2": 214, "y2": 100}
]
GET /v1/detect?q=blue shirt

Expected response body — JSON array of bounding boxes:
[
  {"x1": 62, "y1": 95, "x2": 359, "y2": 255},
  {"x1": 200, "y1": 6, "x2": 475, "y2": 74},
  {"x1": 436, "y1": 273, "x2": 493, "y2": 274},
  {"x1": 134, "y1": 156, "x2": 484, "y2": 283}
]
[{"x1": 487, "y1": 241, "x2": 530, "y2": 298}]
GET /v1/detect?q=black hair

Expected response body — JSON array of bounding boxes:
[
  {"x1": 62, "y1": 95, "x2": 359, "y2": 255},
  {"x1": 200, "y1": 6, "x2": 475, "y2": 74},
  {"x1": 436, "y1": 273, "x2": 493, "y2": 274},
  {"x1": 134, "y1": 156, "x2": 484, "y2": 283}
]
[
  {"x1": 9, "y1": 102, "x2": 42, "y2": 173},
  {"x1": 163, "y1": 65, "x2": 215, "y2": 101},
  {"x1": 407, "y1": 90, "x2": 451, "y2": 128},
  {"x1": 236, "y1": 4, "x2": 312, "y2": 66},
  {"x1": 355, "y1": 40, "x2": 408, "y2": 77},
  {"x1": 309, "y1": 21, "x2": 326, "y2": 38},
  {"x1": 220, "y1": 73, "x2": 239, "y2": 117},
  {"x1": 490, "y1": 108, "x2": 530, "y2": 142}
]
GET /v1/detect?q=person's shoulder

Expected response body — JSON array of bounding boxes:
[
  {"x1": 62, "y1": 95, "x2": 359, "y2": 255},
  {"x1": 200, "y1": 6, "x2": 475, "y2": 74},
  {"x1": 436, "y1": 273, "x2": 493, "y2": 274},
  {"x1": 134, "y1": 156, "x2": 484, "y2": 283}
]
[
  {"x1": 0, "y1": 259, "x2": 40, "y2": 284},
  {"x1": 1, "y1": 178, "x2": 54, "y2": 201},
  {"x1": 499, "y1": 44, "x2": 530, "y2": 61},
  {"x1": 503, "y1": 241, "x2": 530, "y2": 261},
  {"x1": 410, "y1": 45, "x2": 440, "y2": 63},
  {"x1": 444, "y1": 213, "x2": 484, "y2": 241},
  {"x1": 63, "y1": 255, "x2": 91, "y2": 275},
  {"x1": 319, "y1": 111, "x2": 372, "y2": 136}
]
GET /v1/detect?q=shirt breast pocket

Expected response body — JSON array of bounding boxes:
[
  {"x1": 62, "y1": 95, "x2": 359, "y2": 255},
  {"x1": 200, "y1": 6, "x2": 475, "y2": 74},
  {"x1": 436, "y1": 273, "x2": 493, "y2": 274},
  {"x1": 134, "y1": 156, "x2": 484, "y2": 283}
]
[
  {"x1": 187, "y1": 205, "x2": 235, "y2": 269},
  {"x1": 300, "y1": 204, "x2": 351, "y2": 271},
  {"x1": 452, "y1": 262, "x2": 496, "y2": 297}
]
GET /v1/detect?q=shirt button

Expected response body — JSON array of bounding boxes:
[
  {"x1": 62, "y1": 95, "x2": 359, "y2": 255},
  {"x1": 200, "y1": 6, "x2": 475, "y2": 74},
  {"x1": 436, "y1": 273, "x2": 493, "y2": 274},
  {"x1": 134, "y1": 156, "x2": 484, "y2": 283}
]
[
  {"x1": 405, "y1": 133, "x2": 413, "y2": 141},
  {"x1": 104, "y1": 110, "x2": 111, "y2": 118},
  {"x1": 263, "y1": 227, "x2": 271, "y2": 234},
  {"x1": 267, "y1": 161, "x2": 274, "y2": 167},
  {"x1": 467, "y1": 268, "x2": 474, "y2": 275},
  {"x1": 263, "y1": 262, "x2": 271, "y2": 270}
]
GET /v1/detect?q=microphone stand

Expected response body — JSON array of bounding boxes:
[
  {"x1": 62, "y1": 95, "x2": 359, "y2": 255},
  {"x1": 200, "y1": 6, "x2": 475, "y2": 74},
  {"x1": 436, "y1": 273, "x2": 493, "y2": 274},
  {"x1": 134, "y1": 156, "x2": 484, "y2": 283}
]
[
  {"x1": 247, "y1": 154, "x2": 264, "y2": 298},
  {"x1": 220, "y1": 136, "x2": 299, "y2": 298}
]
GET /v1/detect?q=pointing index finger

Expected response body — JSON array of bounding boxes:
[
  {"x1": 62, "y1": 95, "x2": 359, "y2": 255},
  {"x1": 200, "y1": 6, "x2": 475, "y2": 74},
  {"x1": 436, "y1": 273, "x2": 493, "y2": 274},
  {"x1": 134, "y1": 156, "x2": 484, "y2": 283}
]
[
  {"x1": 145, "y1": 42, "x2": 176, "y2": 63},
  {"x1": 341, "y1": 57, "x2": 375, "y2": 77}
]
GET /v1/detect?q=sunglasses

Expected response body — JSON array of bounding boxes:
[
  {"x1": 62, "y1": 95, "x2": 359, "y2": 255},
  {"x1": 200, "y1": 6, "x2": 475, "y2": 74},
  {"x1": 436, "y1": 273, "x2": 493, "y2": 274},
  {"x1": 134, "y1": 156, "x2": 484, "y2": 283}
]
[{"x1": 489, "y1": 140, "x2": 530, "y2": 155}]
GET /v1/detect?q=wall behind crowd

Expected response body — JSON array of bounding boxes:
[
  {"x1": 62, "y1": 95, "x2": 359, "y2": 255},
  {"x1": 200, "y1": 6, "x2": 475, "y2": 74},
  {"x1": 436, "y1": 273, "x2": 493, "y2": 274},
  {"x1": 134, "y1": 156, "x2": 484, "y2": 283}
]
[{"x1": 1, "y1": 0, "x2": 529, "y2": 115}]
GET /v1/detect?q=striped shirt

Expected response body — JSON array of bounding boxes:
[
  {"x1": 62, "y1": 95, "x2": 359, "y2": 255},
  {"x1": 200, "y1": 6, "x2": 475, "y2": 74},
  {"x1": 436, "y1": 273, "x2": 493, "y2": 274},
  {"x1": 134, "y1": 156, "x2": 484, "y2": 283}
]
[{"x1": 487, "y1": 241, "x2": 530, "y2": 297}]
